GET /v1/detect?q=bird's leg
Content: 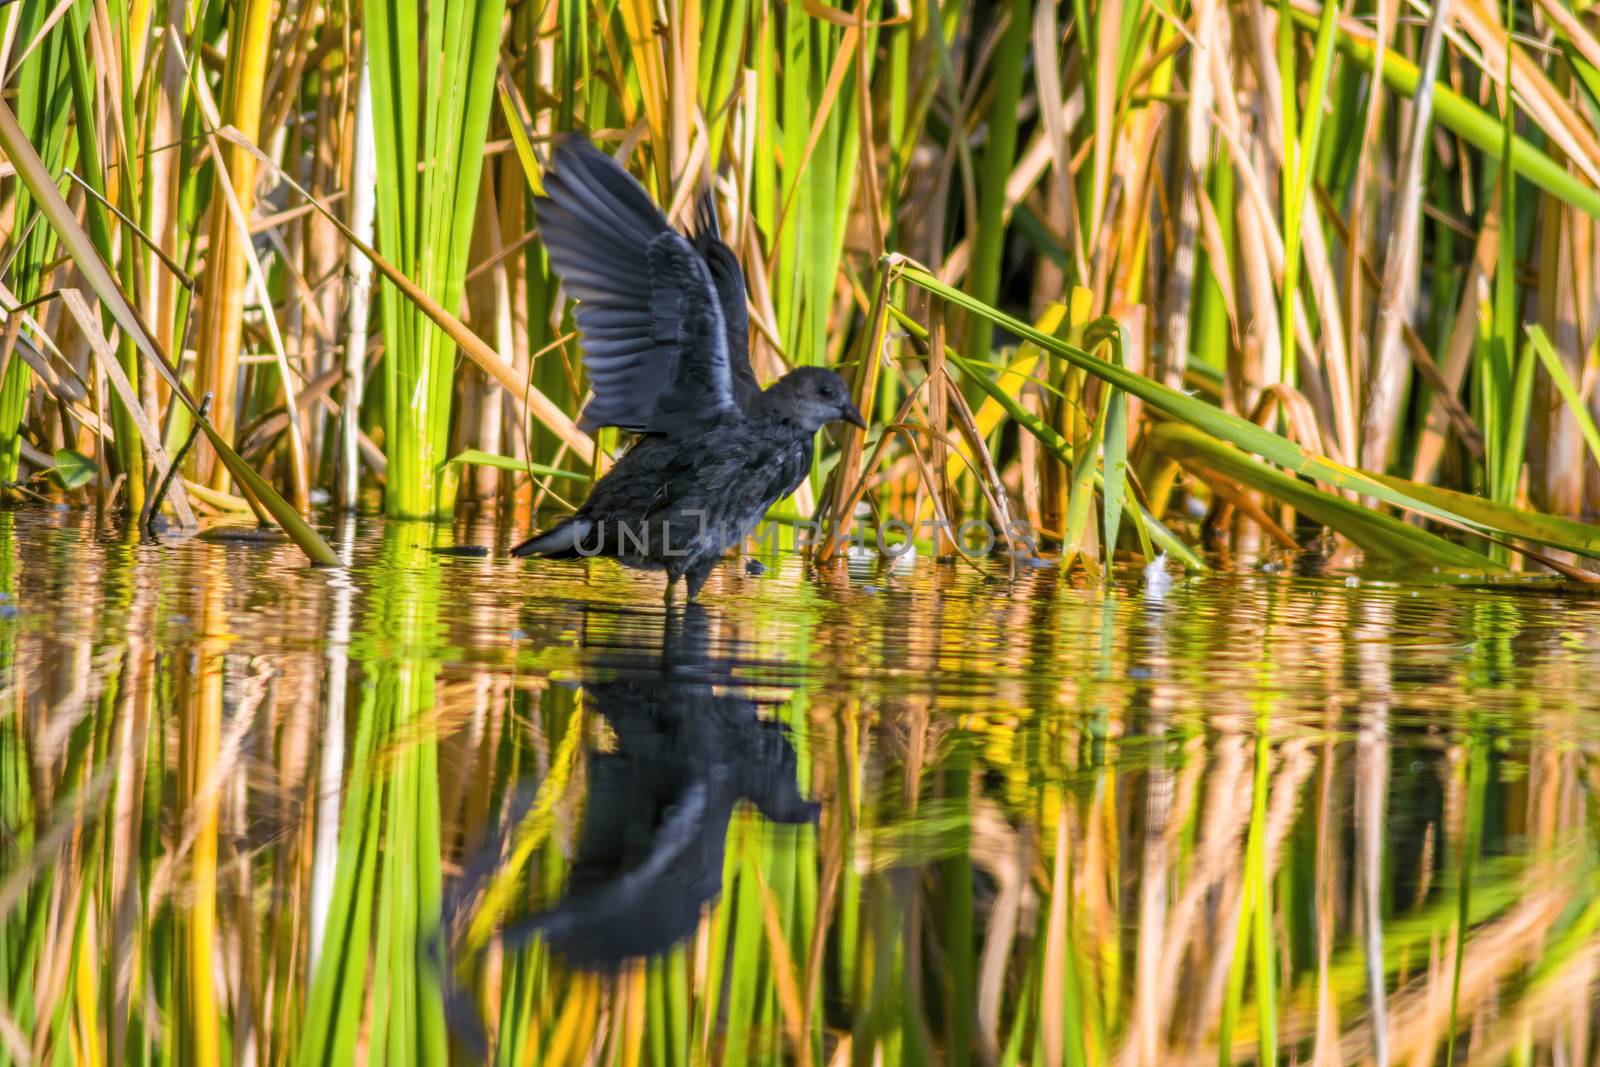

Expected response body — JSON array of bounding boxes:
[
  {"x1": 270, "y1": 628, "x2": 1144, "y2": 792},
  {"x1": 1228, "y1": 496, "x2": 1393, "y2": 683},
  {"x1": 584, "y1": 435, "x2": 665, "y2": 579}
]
[
  {"x1": 684, "y1": 562, "x2": 714, "y2": 603},
  {"x1": 663, "y1": 574, "x2": 677, "y2": 608},
  {"x1": 662, "y1": 595, "x2": 682, "y2": 650}
]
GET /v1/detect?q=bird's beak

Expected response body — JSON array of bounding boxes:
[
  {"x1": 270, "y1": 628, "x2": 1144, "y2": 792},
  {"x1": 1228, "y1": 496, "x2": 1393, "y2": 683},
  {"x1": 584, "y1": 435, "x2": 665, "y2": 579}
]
[{"x1": 841, "y1": 402, "x2": 868, "y2": 430}]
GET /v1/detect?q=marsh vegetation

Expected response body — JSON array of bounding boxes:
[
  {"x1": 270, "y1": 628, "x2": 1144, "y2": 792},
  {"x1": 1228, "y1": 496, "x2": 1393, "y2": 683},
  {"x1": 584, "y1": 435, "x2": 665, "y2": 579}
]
[{"x1": 2, "y1": 0, "x2": 1600, "y2": 1062}]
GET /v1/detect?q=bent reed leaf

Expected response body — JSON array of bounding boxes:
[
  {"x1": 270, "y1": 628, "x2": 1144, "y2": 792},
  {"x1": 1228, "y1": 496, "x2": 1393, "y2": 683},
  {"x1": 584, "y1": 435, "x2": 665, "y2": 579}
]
[{"x1": 892, "y1": 260, "x2": 1596, "y2": 565}]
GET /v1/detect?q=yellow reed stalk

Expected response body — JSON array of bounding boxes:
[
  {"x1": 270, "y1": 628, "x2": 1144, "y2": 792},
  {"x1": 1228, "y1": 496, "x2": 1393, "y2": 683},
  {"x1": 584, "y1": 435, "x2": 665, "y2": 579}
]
[
  {"x1": 192, "y1": 0, "x2": 272, "y2": 491},
  {"x1": 617, "y1": 0, "x2": 670, "y2": 187},
  {"x1": 181, "y1": 581, "x2": 226, "y2": 1066}
]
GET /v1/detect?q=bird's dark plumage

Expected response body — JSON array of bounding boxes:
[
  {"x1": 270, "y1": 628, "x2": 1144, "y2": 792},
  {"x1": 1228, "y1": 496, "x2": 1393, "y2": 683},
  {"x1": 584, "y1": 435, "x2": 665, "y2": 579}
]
[
  {"x1": 512, "y1": 135, "x2": 866, "y2": 600},
  {"x1": 508, "y1": 606, "x2": 819, "y2": 970}
]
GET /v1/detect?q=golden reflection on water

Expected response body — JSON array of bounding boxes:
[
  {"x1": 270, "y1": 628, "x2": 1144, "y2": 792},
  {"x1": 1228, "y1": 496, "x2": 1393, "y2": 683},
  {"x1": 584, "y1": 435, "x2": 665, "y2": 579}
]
[{"x1": 2, "y1": 508, "x2": 1598, "y2": 1065}]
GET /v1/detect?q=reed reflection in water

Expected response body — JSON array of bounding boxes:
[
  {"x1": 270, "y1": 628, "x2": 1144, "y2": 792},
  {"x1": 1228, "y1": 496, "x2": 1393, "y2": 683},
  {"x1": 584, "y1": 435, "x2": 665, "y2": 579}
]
[{"x1": 1, "y1": 509, "x2": 1598, "y2": 1065}]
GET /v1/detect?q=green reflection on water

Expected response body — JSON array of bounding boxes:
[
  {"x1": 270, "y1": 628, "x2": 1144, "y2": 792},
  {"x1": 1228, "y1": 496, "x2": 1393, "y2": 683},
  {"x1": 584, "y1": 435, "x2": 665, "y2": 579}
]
[
  {"x1": 301, "y1": 523, "x2": 446, "y2": 1067},
  {"x1": 0, "y1": 511, "x2": 1597, "y2": 1066}
]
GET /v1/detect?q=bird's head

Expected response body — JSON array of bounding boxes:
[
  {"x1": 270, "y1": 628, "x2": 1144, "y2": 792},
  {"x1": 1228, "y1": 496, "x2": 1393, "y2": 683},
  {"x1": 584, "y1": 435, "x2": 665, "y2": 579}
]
[{"x1": 769, "y1": 367, "x2": 867, "y2": 433}]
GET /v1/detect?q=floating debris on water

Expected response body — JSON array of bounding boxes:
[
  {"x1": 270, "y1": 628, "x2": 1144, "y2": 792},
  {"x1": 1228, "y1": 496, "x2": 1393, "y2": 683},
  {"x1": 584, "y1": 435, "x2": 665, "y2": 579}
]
[
  {"x1": 433, "y1": 545, "x2": 489, "y2": 558},
  {"x1": 200, "y1": 525, "x2": 291, "y2": 546}
]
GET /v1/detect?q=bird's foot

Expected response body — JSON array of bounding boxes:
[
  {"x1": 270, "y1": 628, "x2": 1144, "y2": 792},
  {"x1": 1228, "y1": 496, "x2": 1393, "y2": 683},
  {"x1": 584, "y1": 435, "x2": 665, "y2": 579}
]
[{"x1": 684, "y1": 564, "x2": 713, "y2": 602}]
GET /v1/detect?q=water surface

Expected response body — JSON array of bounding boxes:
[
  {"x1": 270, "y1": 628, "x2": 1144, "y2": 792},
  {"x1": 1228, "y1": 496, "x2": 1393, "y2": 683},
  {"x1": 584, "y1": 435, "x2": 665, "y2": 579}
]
[{"x1": 3, "y1": 508, "x2": 1598, "y2": 1065}]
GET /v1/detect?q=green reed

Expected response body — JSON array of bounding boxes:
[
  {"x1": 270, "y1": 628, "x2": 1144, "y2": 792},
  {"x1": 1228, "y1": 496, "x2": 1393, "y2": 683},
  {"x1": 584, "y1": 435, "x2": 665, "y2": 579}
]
[{"x1": 369, "y1": 1, "x2": 507, "y2": 519}]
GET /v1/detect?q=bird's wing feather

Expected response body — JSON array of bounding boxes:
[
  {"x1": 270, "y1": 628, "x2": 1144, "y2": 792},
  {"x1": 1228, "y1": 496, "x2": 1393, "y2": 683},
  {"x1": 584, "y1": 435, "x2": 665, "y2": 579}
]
[
  {"x1": 690, "y1": 188, "x2": 761, "y2": 407},
  {"x1": 536, "y1": 136, "x2": 735, "y2": 434}
]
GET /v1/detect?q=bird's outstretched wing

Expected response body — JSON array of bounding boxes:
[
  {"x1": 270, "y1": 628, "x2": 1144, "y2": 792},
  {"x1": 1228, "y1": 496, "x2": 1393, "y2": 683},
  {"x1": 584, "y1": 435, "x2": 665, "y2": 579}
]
[
  {"x1": 536, "y1": 135, "x2": 735, "y2": 434},
  {"x1": 689, "y1": 187, "x2": 761, "y2": 407}
]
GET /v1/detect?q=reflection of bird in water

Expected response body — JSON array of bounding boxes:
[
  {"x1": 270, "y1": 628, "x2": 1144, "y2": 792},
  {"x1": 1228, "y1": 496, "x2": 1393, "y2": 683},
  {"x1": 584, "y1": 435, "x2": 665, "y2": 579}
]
[{"x1": 511, "y1": 604, "x2": 819, "y2": 970}]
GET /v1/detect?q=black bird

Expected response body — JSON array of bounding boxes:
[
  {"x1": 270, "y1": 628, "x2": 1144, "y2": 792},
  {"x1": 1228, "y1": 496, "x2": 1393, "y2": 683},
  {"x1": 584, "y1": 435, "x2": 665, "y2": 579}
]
[
  {"x1": 508, "y1": 605, "x2": 820, "y2": 969},
  {"x1": 510, "y1": 135, "x2": 866, "y2": 602}
]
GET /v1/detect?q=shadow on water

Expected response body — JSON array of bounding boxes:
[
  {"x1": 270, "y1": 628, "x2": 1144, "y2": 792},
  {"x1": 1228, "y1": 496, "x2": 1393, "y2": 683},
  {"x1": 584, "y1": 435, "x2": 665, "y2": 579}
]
[{"x1": 3, "y1": 509, "x2": 1600, "y2": 1065}]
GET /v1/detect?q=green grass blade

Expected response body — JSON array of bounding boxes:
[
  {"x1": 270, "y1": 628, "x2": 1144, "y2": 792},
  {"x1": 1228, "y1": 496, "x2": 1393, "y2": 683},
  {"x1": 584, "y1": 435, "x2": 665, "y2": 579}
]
[
  {"x1": 1444, "y1": 736, "x2": 1487, "y2": 1067},
  {"x1": 1367, "y1": 470, "x2": 1600, "y2": 558},
  {"x1": 1148, "y1": 423, "x2": 1505, "y2": 570},
  {"x1": 1280, "y1": 0, "x2": 1342, "y2": 386},
  {"x1": 1086, "y1": 319, "x2": 1130, "y2": 563},
  {"x1": 1525, "y1": 325, "x2": 1600, "y2": 474},
  {"x1": 961, "y1": 0, "x2": 1030, "y2": 357},
  {"x1": 443, "y1": 449, "x2": 590, "y2": 482}
]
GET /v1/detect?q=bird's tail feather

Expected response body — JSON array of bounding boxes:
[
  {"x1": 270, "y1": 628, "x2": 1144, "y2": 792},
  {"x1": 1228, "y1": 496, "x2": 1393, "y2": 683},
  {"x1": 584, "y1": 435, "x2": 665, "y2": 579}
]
[{"x1": 510, "y1": 518, "x2": 592, "y2": 559}]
